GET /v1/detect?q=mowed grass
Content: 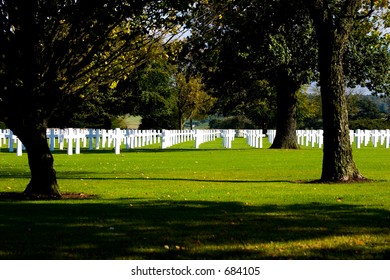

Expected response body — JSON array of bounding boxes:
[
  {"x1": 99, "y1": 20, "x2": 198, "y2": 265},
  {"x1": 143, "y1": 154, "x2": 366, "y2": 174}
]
[{"x1": 0, "y1": 138, "x2": 389, "y2": 259}]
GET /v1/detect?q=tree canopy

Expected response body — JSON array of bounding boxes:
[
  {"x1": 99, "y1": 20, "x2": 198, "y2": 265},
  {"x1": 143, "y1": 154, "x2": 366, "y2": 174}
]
[
  {"x1": 181, "y1": 0, "x2": 317, "y2": 132},
  {"x1": 131, "y1": 53, "x2": 215, "y2": 130},
  {"x1": 0, "y1": 0, "x2": 192, "y2": 198}
]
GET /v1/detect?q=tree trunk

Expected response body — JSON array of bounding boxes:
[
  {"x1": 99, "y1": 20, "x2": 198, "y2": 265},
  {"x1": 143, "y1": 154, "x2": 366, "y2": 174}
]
[
  {"x1": 178, "y1": 110, "x2": 184, "y2": 130},
  {"x1": 15, "y1": 124, "x2": 61, "y2": 199},
  {"x1": 314, "y1": 4, "x2": 365, "y2": 182},
  {"x1": 270, "y1": 70, "x2": 299, "y2": 149}
]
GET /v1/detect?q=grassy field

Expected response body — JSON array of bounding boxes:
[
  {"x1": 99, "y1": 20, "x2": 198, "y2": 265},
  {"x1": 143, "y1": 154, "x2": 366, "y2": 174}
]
[{"x1": 0, "y1": 138, "x2": 389, "y2": 259}]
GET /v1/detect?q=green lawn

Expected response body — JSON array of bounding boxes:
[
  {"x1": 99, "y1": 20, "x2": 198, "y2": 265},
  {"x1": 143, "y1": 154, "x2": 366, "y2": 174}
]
[{"x1": 0, "y1": 138, "x2": 389, "y2": 259}]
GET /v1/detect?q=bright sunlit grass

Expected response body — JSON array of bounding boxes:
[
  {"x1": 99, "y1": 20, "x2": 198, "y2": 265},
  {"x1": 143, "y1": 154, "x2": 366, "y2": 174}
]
[{"x1": 0, "y1": 138, "x2": 389, "y2": 259}]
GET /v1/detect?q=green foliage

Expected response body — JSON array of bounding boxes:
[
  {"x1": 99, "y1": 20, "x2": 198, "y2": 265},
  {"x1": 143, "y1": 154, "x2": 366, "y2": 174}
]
[
  {"x1": 0, "y1": 0, "x2": 195, "y2": 129},
  {"x1": 296, "y1": 88, "x2": 323, "y2": 129},
  {"x1": 345, "y1": 20, "x2": 390, "y2": 95},
  {"x1": 182, "y1": 0, "x2": 317, "y2": 126},
  {"x1": 174, "y1": 72, "x2": 216, "y2": 129},
  {"x1": 134, "y1": 57, "x2": 178, "y2": 129},
  {"x1": 297, "y1": 87, "x2": 390, "y2": 130},
  {"x1": 133, "y1": 54, "x2": 215, "y2": 130},
  {"x1": 300, "y1": 0, "x2": 390, "y2": 96},
  {"x1": 347, "y1": 93, "x2": 389, "y2": 127},
  {"x1": 351, "y1": 96, "x2": 384, "y2": 120},
  {"x1": 349, "y1": 118, "x2": 390, "y2": 130},
  {"x1": 209, "y1": 116, "x2": 256, "y2": 129}
]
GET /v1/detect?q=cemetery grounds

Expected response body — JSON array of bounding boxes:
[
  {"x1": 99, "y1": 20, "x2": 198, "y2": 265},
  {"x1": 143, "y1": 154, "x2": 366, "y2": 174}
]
[{"x1": 0, "y1": 138, "x2": 389, "y2": 259}]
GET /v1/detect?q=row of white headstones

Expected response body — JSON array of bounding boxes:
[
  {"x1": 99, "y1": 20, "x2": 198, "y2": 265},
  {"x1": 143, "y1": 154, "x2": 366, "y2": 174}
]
[
  {"x1": 1, "y1": 128, "x2": 389, "y2": 156},
  {"x1": 0, "y1": 128, "x2": 238, "y2": 156}
]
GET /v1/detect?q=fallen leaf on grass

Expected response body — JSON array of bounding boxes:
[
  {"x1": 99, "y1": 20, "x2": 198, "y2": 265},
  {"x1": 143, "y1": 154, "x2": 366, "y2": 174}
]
[{"x1": 354, "y1": 239, "x2": 365, "y2": 246}]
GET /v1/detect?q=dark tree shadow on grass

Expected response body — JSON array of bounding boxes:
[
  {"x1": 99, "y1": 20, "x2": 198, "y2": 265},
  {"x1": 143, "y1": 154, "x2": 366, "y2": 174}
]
[{"x1": 0, "y1": 197, "x2": 389, "y2": 260}]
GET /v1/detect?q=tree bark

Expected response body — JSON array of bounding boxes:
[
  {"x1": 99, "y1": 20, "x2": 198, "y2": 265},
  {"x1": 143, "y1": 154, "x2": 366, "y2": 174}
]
[
  {"x1": 318, "y1": 43, "x2": 364, "y2": 181},
  {"x1": 13, "y1": 123, "x2": 61, "y2": 199},
  {"x1": 310, "y1": 0, "x2": 365, "y2": 182},
  {"x1": 178, "y1": 110, "x2": 184, "y2": 130},
  {"x1": 270, "y1": 70, "x2": 300, "y2": 149}
]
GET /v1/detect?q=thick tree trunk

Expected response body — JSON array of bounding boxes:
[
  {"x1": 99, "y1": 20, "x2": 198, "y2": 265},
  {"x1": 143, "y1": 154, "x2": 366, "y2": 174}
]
[
  {"x1": 15, "y1": 124, "x2": 61, "y2": 199},
  {"x1": 316, "y1": 13, "x2": 365, "y2": 182},
  {"x1": 319, "y1": 56, "x2": 364, "y2": 181},
  {"x1": 270, "y1": 70, "x2": 299, "y2": 149},
  {"x1": 270, "y1": 90, "x2": 299, "y2": 149}
]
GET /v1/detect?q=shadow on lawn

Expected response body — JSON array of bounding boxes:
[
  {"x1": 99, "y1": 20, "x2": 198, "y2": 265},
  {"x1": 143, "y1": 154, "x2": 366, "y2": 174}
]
[
  {"x1": 57, "y1": 177, "x2": 297, "y2": 184},
  {"x1": 0, "y1": 198, "x2": 389, "y2": 260}
]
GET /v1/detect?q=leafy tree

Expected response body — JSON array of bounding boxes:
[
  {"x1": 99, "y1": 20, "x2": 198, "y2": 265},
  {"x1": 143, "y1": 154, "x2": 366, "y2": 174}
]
[
  {"x1": 296, "y1": 86, "x2": 323, "y2": 129},
  {"x1": 181, "y1": 0, "x2": 318, "y2": 149},
  {"x1": 174, "y1": 72, "x2": 216, "y2": 129},
  {"x1": 347, "y1": 93, "x2": 389, "y2": 129},
  {"x1": 344, "y1": 7, "x2": 390, "y2": 96},
  {"x1": 0, "y1": 0, "x2": 191, "y2": 198},
  {"x1": 209, "y1": 116, "x2": 256, "y2": 129},
  {"x1": 136, "y1": 57, "x2": 179, "y2": 130},
  {"x1": 353, "y1": 96, "x2": 384, "y2": 120},
  {"x1": 298, "y1": 85, "x2": 389, "y2": 130},
  {"x1": 349, "y1": 118, "x2": 390, "y2": 129},
  {"x1": 48, "y1": 87, "x2": 130, "y2": 129},
  {"x1": 133, "y1": 55, "x2": 215, "y2": 130},
  {"x1": 184, "y1": 0, "x2": 388, "y2": 151},
  {"x1": 298, "y1": 0, "x2": 389, "y2": 182}
]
